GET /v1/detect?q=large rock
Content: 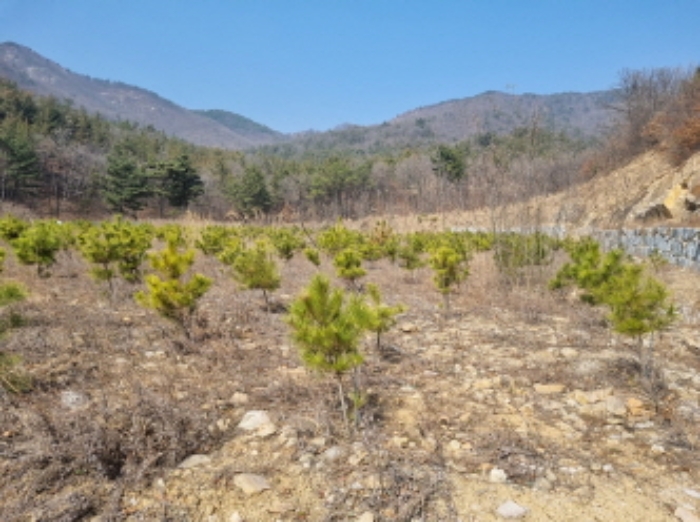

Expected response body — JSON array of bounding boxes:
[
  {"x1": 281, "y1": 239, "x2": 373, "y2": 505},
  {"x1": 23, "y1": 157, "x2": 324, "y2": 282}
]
[{"x1": 237, "y1": 410, "x2": 276, "y2": 436}]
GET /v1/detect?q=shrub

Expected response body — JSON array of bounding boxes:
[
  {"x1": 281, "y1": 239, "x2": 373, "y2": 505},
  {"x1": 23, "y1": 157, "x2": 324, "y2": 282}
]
[
  {"x1": 195, "y1": 225, "x2": 235, "y2": 257},
  {"x1": 551, "y1": 237, "x2": 676, "y2": 389},
  {"x1": 269, "y1": 226, "x2": 305, "y2": 262},
  {"x1": 304, "y1": 247, "x2": 321, "y2": 268},
  {"x1": 0, "y1": 274, "x2": 28, "y2": 394},
  {"x1": 287, "y1": 274, "x2": 370, "y2": 425},
  {"x1": 11, "y1": 220, "x2": 65, "y2": 277},
  {"x1": 317, "y1": 222, "x2": 365, "y2": 257},
  {"x1": 136, "y1": 239, "x2": 212, "y2": 339},
  {"x1": 429, "y1": 246, "x2": 470, "y2": 313},
  {"x1": 396, "y1": 235, "x2": 426, "y2": 280},
  {"x1": 78, "y1": 217, "x2": 153, "y2": 292},
  {"x1": 0, "y1": 214, "x2": 28, "y2": 242},
  {"x1": 231, "y1": 240, "x2": 281, "y2": 311},
  {"x1": 333, "y1": 248, "x2": 366, "y2": 290},
  {"x1": 493, "y1": 232, "x2": 556, "y2": 281},
  {"x1": 364, "y1": 283, "x2": 406, "y2": 350}
]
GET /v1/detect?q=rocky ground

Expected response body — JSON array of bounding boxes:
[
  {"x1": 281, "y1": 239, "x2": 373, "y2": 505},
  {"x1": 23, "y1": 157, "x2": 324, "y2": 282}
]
[{"x1": 1, "y1": 240, "x2": 699, "y2": 521}]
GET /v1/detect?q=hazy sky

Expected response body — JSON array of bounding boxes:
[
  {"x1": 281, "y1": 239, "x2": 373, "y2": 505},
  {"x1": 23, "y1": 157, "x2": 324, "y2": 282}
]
[{"x1": 1, "y1": 1, "x2": 698, "y2": 133}]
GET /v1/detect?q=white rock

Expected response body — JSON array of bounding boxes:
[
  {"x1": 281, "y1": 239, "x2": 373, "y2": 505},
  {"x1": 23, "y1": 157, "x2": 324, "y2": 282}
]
[
  {"x1": 675, "y1": 506, "x2": 700, "y2": 522},
  {"x1": 178, "y1": 454, "x2": 211, "y2": 469},
  {"x1": 321, "y1": 445, "x2": 345, "y2": 462},
  {"x1": 684, "y1": 489, "x2": 700, "y2": 499},
  {"x1": 356, "y1": 512, "x2": 375, "y2": 522},
  {"x1": 489, "y1": 468, "x2": 508, "y2": 483},
  {"x1": 234, "y1": 473, "x2": 270, "y2": 495},
  {"x1": 229, "y1": 513, "x2": 244, "y2": 522},
  {"x1": 60, "y1": 390, "x2": 88, "y2": 410},
  {"x1": 447, "y1": 440, "x2": 461, "y2": 452},
  {"x1": 237, "y1": 410, "x2": 276, "y2": 436},
  {"x1": 496, "y1": 500, "x2": 528, "y2": 519}
]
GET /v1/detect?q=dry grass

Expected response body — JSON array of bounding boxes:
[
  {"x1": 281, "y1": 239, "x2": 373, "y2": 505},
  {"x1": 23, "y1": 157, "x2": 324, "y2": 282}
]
[{"x1": 0, "y1": 221, "x2": 699, "y2": 520}]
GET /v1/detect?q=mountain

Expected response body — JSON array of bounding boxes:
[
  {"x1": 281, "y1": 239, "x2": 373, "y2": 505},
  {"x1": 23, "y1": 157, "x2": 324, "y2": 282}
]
[
  {"x1": 390, "y1": 89, "x2": 616, "y2": 140},
  {"x1": 0, "y1": 42, "x2": 283, "y2": 149},
  {"x1": 193, "y1": 109, "x2": 284, "y2": 143},
  {"x1": 1, "y1": 42, "x2": 617, "y2": 154},
  {"x1": 266, "y1": 90, "x2": 617, "y2": 155}
]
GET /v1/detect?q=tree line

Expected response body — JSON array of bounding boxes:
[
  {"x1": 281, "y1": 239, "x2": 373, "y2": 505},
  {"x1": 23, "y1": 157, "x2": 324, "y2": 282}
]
[{"x1": 1, "y1": 66, "x2": 698, "y2": 222}]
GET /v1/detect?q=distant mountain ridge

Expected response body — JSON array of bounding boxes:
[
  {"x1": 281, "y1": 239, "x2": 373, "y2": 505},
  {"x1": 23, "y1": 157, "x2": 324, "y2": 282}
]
[
  {"x1": 0, "y1": 42, "x2": 282, "y2": 149},
  {"x1": 0, "y1": 42, "x2": 618, "y2": 153},
  {"x1": 272, "y1": 89, "x2": 617, "y2": 154}
]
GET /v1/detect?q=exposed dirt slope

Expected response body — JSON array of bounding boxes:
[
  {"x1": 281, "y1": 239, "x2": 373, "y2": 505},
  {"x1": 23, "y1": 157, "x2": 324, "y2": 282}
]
[{"x1": 369, "y1": 151, "x2": 700, "y2": 235}]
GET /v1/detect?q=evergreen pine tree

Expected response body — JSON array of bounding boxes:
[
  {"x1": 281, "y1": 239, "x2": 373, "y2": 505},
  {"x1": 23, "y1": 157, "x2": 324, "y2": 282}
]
[
  {"x1": 333, "y1": 248, "x2": 366, "y2": 291},
  {"x1": 364, "y1": 283, "x2": 406, "y2": 350},
  {"x1": 11, "y1": 221, "x2": 64, "y2": 277},
  {"x1": 136, "y1": 239, "x2": 212, "y2": 339},
  {"x1": 102, "y1": 150, "x2": 152, "y2": 217},
  {"x1": 231, "y1": 240, "x2": 281, "y2": 311},
  {"x1": 287, "y1": 275, "x2": 370, "y2": 425},
  {"x1": 428, "y1": 246, "x2": 469, "y2": 313}
]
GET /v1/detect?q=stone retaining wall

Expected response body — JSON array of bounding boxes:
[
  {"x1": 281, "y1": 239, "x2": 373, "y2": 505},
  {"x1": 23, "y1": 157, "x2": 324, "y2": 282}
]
[
  {"x1": 453, "y1": 226, "x2": 700, "y2": 270},
  {"x1": 594, "y1": 228, "x2": 700, "y2": 270}
]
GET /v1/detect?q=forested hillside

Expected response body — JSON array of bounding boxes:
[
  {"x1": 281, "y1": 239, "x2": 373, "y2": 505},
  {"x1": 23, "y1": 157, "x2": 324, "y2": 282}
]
[
  {"x1": 1, "y1": 65, "x2": 698, "y2": 225},
  {"x1": 0, "y1": 78, "x2": 598, "y2": 221},
  {"x1": 0, "y1": 42, "x2": 281, "y2": 149}
]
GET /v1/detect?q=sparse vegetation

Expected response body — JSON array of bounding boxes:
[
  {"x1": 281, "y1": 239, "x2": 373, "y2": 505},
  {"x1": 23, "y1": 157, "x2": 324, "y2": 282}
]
[{"x1": 1, "y1": 55, "x2": 699, "y2": 520}]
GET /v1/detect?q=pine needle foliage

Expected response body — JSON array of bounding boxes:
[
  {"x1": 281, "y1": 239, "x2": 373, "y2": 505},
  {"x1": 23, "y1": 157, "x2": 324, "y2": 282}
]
[
  {"x1": 550, "y1": 237, "x2": 676, "y2": 383},
  {"x1": 429, "y1": 245, "x2": 470, "y2": 312},
  {"x1": 0, "y1": 214, "x2": 28, "y2": 242},
  {"x1": 363, "y1": 219, "x2": 397, "y2": 261},
  {"x1": 493, "y1": 232, "x2": 556, "y2": 279},
  {"x1": 136, "y1": 239, "x2": 212, "y2": 338},
  {"x1": 317, "y1": 222, "x2": 365, "y2": 257},
  {"x1": 549, "y1": 238, "x2": 627, "y2": 305},
  {"x1": 269, "y1": 227, "x2": 305, "y2": 262},
  {"x1": 287, "y1": 275, "x2": 372, "y2": 425},
  {"x1": 603, "y1": 265, "x2": 676, "y2": 338},
  {"x1": 231, "y1": 240, "x2": 281, "y2": 311},
  {"x1": 196, "y1": 225, "x2": 236, "y2": 257},
  {"x1": 396, "y1": 235, "x2": 426, "y2": 281},
  {"x1": 11, "y1": 220, "x2": 64, "y2": 277},
  {"x1": 0, "y1": 268, "x2": 28, "y2": 394},
  {"x1": 364, "y1": 283, "x2": 406, "y2": 350},
  {"x1": 78, "y1": 217, "x2": 153, "y2": 291},
  {"x1": 287, "y1": 273, "x2": 369, "y2": 382},
  {"x1": 0, "y1": 282, "x2": 26, "y2": 307},
  {"x1": 333, "y1": 248, "x2": 366, "y2": 290},
  {"x1": 304, "y1": 247, "x2": 321, "y2": 268}
]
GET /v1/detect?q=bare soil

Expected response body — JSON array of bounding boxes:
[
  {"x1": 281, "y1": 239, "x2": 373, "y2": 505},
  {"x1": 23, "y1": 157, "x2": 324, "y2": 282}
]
[{"x1": 1, "y1": 232, "x2": 699, "y2": 521}]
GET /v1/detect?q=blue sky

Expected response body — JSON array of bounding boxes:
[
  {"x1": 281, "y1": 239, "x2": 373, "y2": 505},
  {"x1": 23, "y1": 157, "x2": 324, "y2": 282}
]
[{"x1": 1, "y1": 1, "x2": 698, "y2": 133}]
